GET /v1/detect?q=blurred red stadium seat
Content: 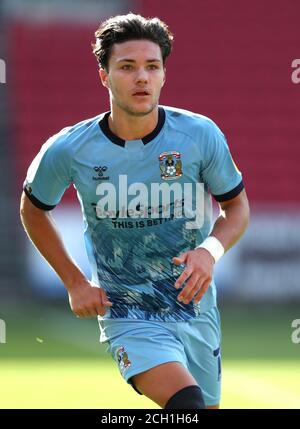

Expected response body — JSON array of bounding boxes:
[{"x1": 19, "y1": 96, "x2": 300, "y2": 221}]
[{"x1": 9, "y1": 1, "x2": 300, "y2": 204}]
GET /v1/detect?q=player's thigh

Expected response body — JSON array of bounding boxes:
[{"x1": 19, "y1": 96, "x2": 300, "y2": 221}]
[
  {"x1": 132, "y1": 361, "x2": 198, "y2": 408},
  {"x1": 99, "y1": 318, "x2": 193, "y2": 404}
]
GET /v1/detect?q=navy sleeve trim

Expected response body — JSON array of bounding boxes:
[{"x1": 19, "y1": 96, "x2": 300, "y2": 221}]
[
  {"x1": 212, "y1": 180, "x2": 244, "y2": 202},
  {"x1": 23, "y1": 186, "x2": 56, "y2": 211}
]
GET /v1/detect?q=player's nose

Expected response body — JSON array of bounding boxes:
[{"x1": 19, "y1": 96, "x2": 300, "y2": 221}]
[{"x1": 135, "y1": 67, "x2": 148, "y2": 84}]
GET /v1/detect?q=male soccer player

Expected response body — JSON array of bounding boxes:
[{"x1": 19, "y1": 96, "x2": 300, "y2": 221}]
[{"x1": 20, "y1": 13, "x2": 250, "y2": 409}]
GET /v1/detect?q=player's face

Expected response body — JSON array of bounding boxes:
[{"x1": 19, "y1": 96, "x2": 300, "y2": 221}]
[{"x1": 100, "y1": 40, "x2": 166, "y2": 116}]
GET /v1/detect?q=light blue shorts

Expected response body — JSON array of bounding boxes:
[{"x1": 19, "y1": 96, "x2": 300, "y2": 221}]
[{"x1": 98, "y1": 306, "x2": 221, "y2": 406}]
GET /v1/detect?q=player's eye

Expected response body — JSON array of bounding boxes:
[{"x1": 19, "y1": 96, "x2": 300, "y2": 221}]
[
  {"x1": 147, "y1": 64, "x2": 159, "y2": 70},
  {"x1": 121, "y1": 64, "x2": 133, "y2": 70}
]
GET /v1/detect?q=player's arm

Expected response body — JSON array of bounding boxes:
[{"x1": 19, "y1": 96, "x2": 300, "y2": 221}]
[
  {"x1": 209, "y1": 188, "x2": 250, "y2": 251},
  {"x1": 173, "y1": 189, "x2": 250, "y2": 304},
  {"x1": 173, "y1": 118, "x2": 250, "y2": 305},
  {"x1": 20, "y1": 191, "x2": 112, "y2": 317}
]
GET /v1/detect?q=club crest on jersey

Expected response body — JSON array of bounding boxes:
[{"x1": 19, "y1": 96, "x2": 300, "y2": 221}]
[
  {"x1": 159, "y1": 151, "x2": 183, "y2": 180},
  {"x1": 116, "y1": 346, "x2": 131, "y2": 373}
]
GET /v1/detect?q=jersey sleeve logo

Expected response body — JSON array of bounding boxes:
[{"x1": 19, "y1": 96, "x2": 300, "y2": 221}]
[{"x1": 159, "y1": 151, "x2": 183, "y2": 180}]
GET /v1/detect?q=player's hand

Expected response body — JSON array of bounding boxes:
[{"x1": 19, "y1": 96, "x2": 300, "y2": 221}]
[
  {"x1": 67, "y1": 280, "x2": 113, "y2": 318},
  {"x1": 172, "y1": 248, "x2": 215, "y2": 304}
]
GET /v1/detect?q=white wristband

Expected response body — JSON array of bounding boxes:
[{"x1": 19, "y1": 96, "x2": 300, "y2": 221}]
[{"x1": 196, "y1": 236, "x2": 225, "y2": 263}]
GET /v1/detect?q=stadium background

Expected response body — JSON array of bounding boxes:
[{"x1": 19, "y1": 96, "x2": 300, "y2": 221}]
[{"x1": 0, "y1": 0, "x2": 299, "y2": 408}]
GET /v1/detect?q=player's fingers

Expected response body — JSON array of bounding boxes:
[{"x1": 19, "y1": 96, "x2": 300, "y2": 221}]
[
  {"x1": 99, "y1": 288, "x2": 113, "y2": 306},
  {"x1": 75, "y1": 305, "x2": 98, "y2": 318},
  {"x1": 177, "y1": 273, "x2": 200, "y2": 304},
  {"x1": 175, "y1": 268, "x2": 193, "y2": 289},
  {"x1": 71, "y1": 304, "x2": 86, "y2": 318},
  {"x1": 74, "y1": 310, "x2": 87, "y2": 318},
  {"x1": 85, "y1": 307, "x2": 100, "y2": 318},
  {"x1": 193, "y1": 279, "x2": 211, "y2": 303},
  {"x1": 97, "y1": 290, "x2": 113, "y2": 316},
  {"x1": 172, "y1": 255, "x2": 186, "y2": 265},
  {"x1": 95, "y1": 305, "x2": 108, "y2": 317}
]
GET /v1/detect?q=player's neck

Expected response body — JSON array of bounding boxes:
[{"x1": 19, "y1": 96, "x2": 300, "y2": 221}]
[{"x1": 108, "y1": 106, "x2": 159, "y2": 141}]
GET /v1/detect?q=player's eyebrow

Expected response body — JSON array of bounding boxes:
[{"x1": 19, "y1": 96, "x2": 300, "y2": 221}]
[{"x1": 117, "y1": 58, "x2": 162, "y2": 63}]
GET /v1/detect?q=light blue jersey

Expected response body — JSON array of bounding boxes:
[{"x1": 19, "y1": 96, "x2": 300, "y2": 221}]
[{"x1": 24, "y1": 106, "x2": 243, "y2": 322}]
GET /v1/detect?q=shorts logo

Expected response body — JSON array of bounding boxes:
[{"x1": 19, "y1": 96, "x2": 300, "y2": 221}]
[
  {"x1": 159, "y1": 151, "x2": 183, "y2": 180},
  {"x1": 116, "y1": 346, "x2": 131, "y2": 372}
]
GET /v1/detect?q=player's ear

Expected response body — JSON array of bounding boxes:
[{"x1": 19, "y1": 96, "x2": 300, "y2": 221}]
[
  {"x1": 162, "y1": 67, "x2": 166, "y2": 87},
  {"x1": 99, "y1": 67, "x2": 109, "y2": 89}
]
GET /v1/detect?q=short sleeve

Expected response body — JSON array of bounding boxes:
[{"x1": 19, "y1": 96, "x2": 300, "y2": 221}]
[
  {"x1": 201, "y1": 121, "x2": 244, "y2": 202},
  {"x1": 23, "y1": 131, "x2": 72, "y2": 210}
]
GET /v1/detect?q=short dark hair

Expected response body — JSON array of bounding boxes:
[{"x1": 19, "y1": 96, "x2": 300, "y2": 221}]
[{"x1": 92, "y1": 13, "x2": 174, "y2": 70}]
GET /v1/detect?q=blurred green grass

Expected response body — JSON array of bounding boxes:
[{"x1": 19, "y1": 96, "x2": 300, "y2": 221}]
[
  {"x1": 1, "y1": 359, "x2": 299, "y2": 408},
  {"x1": 0, "y1": 300, "x2": 299, "y2": 408}
]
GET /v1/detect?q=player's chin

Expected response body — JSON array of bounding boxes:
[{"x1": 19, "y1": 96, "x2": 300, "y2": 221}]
[{"x1": 128, "y1": 103, "x2": 156, "y2": 116}]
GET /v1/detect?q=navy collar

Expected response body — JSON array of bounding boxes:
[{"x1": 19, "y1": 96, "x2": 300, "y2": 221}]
[{"x1": 99, "y1": 107, "x2": 165, "y2": 147}]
